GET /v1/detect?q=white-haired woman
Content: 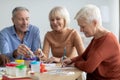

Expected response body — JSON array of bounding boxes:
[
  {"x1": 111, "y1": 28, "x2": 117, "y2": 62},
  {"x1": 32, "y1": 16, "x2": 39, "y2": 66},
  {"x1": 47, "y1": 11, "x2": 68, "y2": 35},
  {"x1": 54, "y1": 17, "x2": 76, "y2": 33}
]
[
  {"x1": 35, "y1": 6, "x2": 85, "y2": 63},
  {"x1": 63, "y1": 4, "x2": 120, "y2": 80}
]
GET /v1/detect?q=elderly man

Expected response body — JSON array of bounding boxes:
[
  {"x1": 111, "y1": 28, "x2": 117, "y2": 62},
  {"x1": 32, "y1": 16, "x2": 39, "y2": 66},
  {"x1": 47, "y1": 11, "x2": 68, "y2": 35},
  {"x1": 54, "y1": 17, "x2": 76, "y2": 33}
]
[{"x1": 0, "y1": 7, "x2": 41, "y2": 61}]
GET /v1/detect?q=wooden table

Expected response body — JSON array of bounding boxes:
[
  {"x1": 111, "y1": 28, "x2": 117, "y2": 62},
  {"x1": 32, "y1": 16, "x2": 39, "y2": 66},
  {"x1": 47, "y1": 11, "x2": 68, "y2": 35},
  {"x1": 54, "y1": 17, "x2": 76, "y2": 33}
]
[
  {"x1": 32, "y1": 67, "x2": 83, "y2": 80},
  {"x1": 0, "y1": 64, "x2": 83, "y2": 80}
]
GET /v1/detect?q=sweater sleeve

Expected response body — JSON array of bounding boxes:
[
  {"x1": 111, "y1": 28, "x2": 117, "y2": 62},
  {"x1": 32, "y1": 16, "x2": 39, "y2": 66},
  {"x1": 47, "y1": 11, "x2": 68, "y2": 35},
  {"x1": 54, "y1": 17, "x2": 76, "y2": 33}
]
[{"x1": 73, "y1": 33, "x2": 119, "y2": 73}]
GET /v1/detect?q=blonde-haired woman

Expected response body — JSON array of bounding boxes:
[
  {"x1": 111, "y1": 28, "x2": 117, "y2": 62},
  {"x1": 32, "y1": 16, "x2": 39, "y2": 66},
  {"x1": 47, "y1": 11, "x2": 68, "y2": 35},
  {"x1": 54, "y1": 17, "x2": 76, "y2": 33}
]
[{"x1": 35, "y1": 6, "x2": 84, "y2": 63}]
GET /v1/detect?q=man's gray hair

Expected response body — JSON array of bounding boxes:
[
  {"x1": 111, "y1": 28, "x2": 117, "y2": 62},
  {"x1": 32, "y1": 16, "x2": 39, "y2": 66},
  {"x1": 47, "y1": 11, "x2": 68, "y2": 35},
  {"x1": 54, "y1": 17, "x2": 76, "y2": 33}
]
[
  {"x1": 12, "y1": 7, "x2": 29, "y2": 17},
  {"x1": 75, "y1": 4, "x2": 102, "y2": 26}
]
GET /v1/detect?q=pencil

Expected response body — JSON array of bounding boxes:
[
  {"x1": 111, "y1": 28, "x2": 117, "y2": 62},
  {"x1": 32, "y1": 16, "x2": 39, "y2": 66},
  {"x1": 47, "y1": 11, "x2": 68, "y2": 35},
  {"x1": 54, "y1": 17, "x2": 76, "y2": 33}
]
[{"x1": 62, "y1": 47, "x2": 67, "y2": 60}]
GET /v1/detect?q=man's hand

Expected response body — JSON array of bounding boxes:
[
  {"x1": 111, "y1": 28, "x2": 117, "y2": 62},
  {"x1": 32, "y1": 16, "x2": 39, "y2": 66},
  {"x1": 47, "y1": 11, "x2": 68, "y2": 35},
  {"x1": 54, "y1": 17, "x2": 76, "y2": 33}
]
[{"x1": 16, "y1": 44, "x2": 33, "y2": 58}]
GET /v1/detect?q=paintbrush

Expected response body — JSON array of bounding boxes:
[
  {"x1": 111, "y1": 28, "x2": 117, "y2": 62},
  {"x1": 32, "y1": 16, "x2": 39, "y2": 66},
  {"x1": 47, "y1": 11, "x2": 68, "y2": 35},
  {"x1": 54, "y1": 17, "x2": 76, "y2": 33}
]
[
  {"x1": 61, "y1": 47, "x2": 67, "y2": 67},
  {"x1": 62, "y1": 47, "x2": 67, "y2": 60}
]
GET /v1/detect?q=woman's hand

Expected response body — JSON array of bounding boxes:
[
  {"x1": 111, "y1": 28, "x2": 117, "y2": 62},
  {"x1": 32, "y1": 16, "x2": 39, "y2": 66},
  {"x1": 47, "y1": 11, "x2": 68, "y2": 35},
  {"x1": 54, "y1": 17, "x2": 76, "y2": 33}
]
[
  {"x1": 34, "y1": 48, "x2": 43, "y2": 57},
  {"x1": 62, "y1": 58, "x2": 74, "y2": 67},
  {"x1": 46, "y1": 57, "x2": 61, "y2": 63},
  {"x1": 34, "y1": 48, "x2": 47, "y2": 61}
]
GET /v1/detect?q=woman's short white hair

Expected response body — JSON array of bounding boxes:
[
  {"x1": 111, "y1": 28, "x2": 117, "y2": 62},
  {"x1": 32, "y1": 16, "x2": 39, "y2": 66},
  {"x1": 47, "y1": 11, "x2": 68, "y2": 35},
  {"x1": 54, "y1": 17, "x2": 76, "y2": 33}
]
[
  {"x1": 49, "y1": 6, "x2": 70, "y2": 27},
  {"x1": 75, "y1": 4, "x2": 102, "y2": 26}
]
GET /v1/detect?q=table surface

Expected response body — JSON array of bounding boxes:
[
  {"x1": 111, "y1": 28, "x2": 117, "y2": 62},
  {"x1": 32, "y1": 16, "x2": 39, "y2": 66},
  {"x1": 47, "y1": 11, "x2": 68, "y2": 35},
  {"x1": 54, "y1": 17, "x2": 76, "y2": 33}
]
[
  {"x1": 31, "y1": 67, "x2": 82, "y2": 80},
  {"x1": 0, "y1": 63, "x2": 83, "y2": 80}
]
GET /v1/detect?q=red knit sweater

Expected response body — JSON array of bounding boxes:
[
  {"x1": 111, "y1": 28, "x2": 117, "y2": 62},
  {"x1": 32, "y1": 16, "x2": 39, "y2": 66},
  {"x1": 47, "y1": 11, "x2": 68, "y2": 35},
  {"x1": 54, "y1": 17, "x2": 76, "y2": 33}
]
[{"x1": 72, "y1": 32, "x2": 120, "y2": 80}]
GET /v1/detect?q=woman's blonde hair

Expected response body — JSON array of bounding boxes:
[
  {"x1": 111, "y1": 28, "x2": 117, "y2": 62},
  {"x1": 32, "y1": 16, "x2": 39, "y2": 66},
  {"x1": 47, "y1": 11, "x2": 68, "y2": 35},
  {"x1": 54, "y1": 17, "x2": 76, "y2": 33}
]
[{"x1": 49, "y1": 6, "x2": 70, "y2": 27}]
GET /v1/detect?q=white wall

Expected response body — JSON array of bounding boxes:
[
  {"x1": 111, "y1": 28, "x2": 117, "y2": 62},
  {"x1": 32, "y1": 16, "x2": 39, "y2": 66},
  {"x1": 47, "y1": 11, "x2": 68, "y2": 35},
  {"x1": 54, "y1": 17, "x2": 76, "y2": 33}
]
[{"x1": 0, "y1": 0, "x2": 119, "y2": 47}]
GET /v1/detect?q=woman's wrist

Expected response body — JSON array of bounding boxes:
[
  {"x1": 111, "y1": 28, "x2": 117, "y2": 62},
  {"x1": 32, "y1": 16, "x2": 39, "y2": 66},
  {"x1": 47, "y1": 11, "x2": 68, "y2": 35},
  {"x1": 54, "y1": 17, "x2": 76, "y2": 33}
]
[
  {"x1": 40, "y1": 55, "x2": 48, "y2": 62},
  {"x1": 68, "y1": 58, "x2": 73, "y2": 65}
]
